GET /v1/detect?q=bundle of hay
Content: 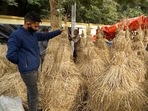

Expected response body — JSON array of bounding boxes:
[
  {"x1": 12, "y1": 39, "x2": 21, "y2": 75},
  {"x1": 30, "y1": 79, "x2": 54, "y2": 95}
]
[
  {"x1": 95, "y1": 27, "x2": 111, "y2": 64},
  {"x1": 131, "y1": 28, "x2": 148, "y2": 60},
  {"x1": 0, "y1": 44, "x2": 27, "y2": 109},
  {"x1": 76, "y1": 25, "x2": 106, "y2": 86},
  {"x1": 129, "y1": 28, "x2": 148, "y2": 81},
  {"x1": 75, "y1": 27, "x2": 107, "y2": 110},
  {"x1": 77, "y1": 41, "x2": 105, "y2": 86},
  {"x1": 88, "y1": 29, "x2": 148, "y2": 111},
  {"x1": 0, "y1": 44, "x2": 17, "y2": 77},
  {"x1": 0, "y1": 72, "x2": 18, "y2": 96},
  {"x1": 0, "y1": 72, "x2": 27, "y2": 107},
  {"x1": 39, "y1": 1, "x2": 83, "y2": 110},
  {"x1": 117, "y1": 29, "x2": 146, "y2": 83},
  {"x1": 39, "y1": 30, "x2": 83, "y2": 111}
]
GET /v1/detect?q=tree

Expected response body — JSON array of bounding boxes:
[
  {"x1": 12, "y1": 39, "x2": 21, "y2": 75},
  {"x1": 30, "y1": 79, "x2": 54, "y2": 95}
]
[
  {"x1": 0, "y1": 0, "x2": 148, "y2": 24},
  {"x1": 0, "y1": 0, "x2": 50, "y2": 18}
]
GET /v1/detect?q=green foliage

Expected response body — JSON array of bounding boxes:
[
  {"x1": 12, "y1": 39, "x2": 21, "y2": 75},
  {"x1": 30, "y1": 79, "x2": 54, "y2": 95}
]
[
  {"x1": 0, "y1": 0, "x2": 148, "y2": 24},
  {"x1": 122, "y1": 6, "x2": 143, "y2": 18},
  {"x1": 5, "y1": 0, "x2": 18, "y2": 6},
  {"x1": 27, "y1": 0, "x2": 41, "y2": 6},
  {"x1": 100, "y1": 0, "x2": 120, "y2": 24}
]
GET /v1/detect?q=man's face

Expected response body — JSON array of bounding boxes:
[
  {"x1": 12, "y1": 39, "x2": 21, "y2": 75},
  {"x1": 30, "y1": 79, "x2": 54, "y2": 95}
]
[
  {"x1": 26, "y1": 22, "x2": 40, "y2": 33},
  {"x1": 74, "y1": 29, "x2": 78, "y2": 35}
]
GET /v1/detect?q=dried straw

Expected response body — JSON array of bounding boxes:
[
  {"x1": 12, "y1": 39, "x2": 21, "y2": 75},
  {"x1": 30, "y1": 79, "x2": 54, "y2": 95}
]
[
  {"x1": 130, "y1": 28, "x2": 148, "y2": 81},
  {"x1": 0, "y1": 44, "x2": 27, "y2": 109},
  {"x1": 0, "y1": 44, "x2": 17, "y2": 78},
  {"x1": 89, "y1": 82, "x2": 148, "y2": 111},
  {"x1": 76, "y1": 41, "x2": 105, "y2": 86},
  {"x1": 75, "y1": 34, "x2": 106, "y2": 110},
  {"x1": 88, "y1": 51, "x2": 148, "y2": 111},
  {"x1": 50, "y1": 0, "x2": 62, "y2": 30},
  {"x1": 143, "y1": 29, "x2": 148, "y2": 49},
  {"x1": 0, "y1": 72, "x2": 27, "y2": 107},
  {"x1": 88, "y1": 29, "x2": 148, "y2": 111},
  {"x1": 39, "y1": 31, "x2": 83, "y2": 111},
  {"x1": 95, "y1": 28, "x2": 111, "y2": 64}
]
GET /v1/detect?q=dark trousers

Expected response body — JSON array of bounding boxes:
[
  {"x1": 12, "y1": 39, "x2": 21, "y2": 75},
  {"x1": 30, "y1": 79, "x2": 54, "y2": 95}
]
[
  {"x1": 73, "y1": 50, "x2": 77, "y2": 59},
  {"x1": 21, "y1": 70, "x2": 38, "y2": 111}
]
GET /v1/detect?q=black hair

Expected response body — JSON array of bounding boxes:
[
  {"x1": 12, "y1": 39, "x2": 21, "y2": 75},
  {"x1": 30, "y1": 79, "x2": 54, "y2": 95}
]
[
  {"x1": 74, "y1": 29, "x2": 79, "y2": 34},
  {"x1": 24, "y1": 11, "x2": 41, "y2": 23}
]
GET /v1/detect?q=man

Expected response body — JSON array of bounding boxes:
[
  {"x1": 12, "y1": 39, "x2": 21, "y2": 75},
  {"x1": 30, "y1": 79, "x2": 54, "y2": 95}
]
[
  {"x1": 72, "y1": 29, "x2": 80, "y2": 61},
  {"x1": 6, "y1": 11, "x2": 62, "y2": 111}
]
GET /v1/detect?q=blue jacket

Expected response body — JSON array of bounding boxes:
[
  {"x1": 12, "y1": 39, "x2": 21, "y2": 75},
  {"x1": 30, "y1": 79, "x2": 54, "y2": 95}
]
[{"x1": 6, "y1": 26, "x2": 62, "y2": 74}]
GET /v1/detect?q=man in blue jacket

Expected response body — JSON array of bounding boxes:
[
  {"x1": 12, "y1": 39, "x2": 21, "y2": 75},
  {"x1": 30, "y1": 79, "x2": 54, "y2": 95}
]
[{"x1": 6, "y1": 11, "x2": 62, "y2": 111}]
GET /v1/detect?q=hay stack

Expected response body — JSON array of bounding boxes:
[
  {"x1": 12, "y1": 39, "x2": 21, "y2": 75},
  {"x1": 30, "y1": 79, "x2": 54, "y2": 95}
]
[
  {"x1": 77, "y1": 41, "x2": 105, "y2": 86},
  {"x1": 76, "y1": 25, "x2": 106, "y2": 86},
  {"x1": 88, "y1": 29, "x2": 148, "y2": 111},
  {"x1": 0, "y1": 45, "x2": 27, "y2": 108},
  {"x1": 0, "y1": 44, "x2": 17, "y2": 77},
  {"x1": 121, "y1": 29, "x2": 146, "y2": 83},
  {"x1": 39, "y1": 1, "x2": 83, "y2": 110},
  {"x1": 75, "y1": 29, "x2": 106, "y2": 111},
  {"x1": 76, "y1": 25, "x2": 107, "y2": 105},
  {"x1": 131, "y1": 28, "x2": 148, "y2": 60},
  {"x1": 0, "y1": 72, "x2": 27, "y2": 107},
  {"x1": 129, "y1": 28, "x2": 148, "y2": 81},
  {"x1": 95, "y1": 28, "x2": 111, "y2": 64},
  {"x1": 39, "y1": 30, "x2": 83, "y2": 111}
]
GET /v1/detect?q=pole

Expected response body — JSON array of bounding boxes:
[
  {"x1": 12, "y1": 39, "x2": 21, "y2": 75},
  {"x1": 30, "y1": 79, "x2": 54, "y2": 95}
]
[
  {"x1": 71, "y1": 1, "x2": 76, "y2": 54},
  {"x1": 71, "y1": 1, "x2": 76, "y2": 37}
]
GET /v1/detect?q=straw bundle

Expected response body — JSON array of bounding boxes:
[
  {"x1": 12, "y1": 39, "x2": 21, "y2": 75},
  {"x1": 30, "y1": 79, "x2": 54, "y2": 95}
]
[
  {"x1": 91, "y1": 27, "x2": 111, "y2": 64},
  {"x1": 89, "y1": 81, "x2": 148, "y2": 111},
  {"x1": 89, "y1": 53, "x2": 148, "y2": 111},
  {"x1": 39, "y1": 0, "x2": 63, "y2": 80},
  {"x1": 129, "y1": 29, "x2": 148, "y2": 81},
  {"x1": 0, "y1": 72, "x2": 27, "y2": 107},
  {"x1": 39, "y1": 37, "x2": 60, "y2": 80},
  {"x1": 0, "y1": 44, "x2": 17, "y2": 77},
  {"x1": 50, "y1": 0, "x2": 62, "y2": 30},
  {"x1": 97, "y1": 40, "x2": 110, "y2": 64},
  {"x1": 39, "y1": 1, "x2": 83, "y2": 109},
  {"x1": 114, "y1": 29, "x2": 146, "y2": 82},
  {"x1": 88, "y1": 29, "x2": 148, "y2": 111},
  {"x1": 42, "y1": 68, "x2": 82, "y2": 111},
  {"x1": 39, "y1": 31, "x2": 83, "y2": 111},
  {"x1": 76, "y1": 25, "x2": 105, "y2": 84},
  {"x1": 122, "y1": 29, "x2": 146, "y2": 82},
  {"x1": 77, "y1": 41, "x2": 105, "y2": 86},
  {"x1": 0, "y1": 73, "x2": 17, "y2": 96},
  {"x1": 0, "y1": 45, "x2": 27, "y2": 109},
  {"x1": 131, "y1": 28, "x2": 145, "y2": 51},
  {"x1": 75, "y1": 27, "x2": 107, "y2": 110},
  {"x1": 112, "y1": 30, "x2": 128, "y2": 51}
]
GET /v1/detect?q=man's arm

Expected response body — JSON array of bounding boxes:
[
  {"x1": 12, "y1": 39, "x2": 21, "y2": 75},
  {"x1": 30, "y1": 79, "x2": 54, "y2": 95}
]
[
  {"x1": 36, "y1": 29, "x2": 62, "y2": 41},
  {"x1": 6, "y1": 34, "x2": 21, "y2": 64}
]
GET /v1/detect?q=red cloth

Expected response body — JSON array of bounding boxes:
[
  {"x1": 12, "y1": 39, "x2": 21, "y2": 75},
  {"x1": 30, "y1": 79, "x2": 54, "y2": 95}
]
[
  {"x1": 102, "y1": 24, "x2": 117, "y2": 40},
  {"x1": 101, "y1": 15, "x2": 148, "y2": 40}
]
